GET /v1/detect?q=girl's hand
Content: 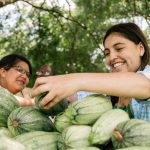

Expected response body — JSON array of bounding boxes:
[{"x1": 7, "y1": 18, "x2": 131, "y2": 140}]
[{"x1": 15, "y1": 95, "x2": 35, "y2": 107}]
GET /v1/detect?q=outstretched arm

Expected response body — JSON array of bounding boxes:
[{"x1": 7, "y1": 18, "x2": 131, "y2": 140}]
[{"x1": 31, "y1": 72, "x2": 150, "y2": 109}]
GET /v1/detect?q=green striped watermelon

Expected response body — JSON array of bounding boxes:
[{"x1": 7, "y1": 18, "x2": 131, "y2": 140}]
[
  {"x1": 35, "y1": 92, "x2": 68, "y2": 116},
  {"x1": 0, "y1": 134, "x2": 29, "y2": 150},
  {"x1": 7, "y1": 107, "x2": 55, "y2": 136},
  {"x1": 112, "y1": 119, "x2": 150, "y2": 149},
  {"x1": 0, "y1": 86, "x2": 19, "y2": 127},
  {"x1": 15, "y1": 131, "x2": 60, "y2": 150},
  {"x1": 65, "y1": 94, "x2": 112, "y2": 125}
]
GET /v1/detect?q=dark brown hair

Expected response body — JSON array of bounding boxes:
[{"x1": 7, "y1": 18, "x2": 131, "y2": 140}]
[
  {"x1": 36, "y1": 64, "x2": 54, "y2": 77},
  {"x1": 0, "y1": 54, "x2": 32, "y2": 74}
]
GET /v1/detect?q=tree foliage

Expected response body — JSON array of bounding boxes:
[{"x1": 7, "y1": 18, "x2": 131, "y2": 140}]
[{"x1": 0, "y1": 0, "x2": 149, "y2": 86}]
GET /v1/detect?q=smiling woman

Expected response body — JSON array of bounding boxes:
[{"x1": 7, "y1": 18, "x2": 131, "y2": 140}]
[
  {"x1": 29, "y1": 23, "x2": 150, "y2": 122},
  {"x1": 0, "y1": 53, "x2": 32, "y2": 94}
]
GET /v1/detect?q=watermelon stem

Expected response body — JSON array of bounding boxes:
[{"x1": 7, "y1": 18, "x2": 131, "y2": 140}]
[
  {"x1": 113, "y1": 128, "x2": 123, "y2": 142},
  {"x1": 12, "y1": 120, "x2": 19, "y2": 128}
]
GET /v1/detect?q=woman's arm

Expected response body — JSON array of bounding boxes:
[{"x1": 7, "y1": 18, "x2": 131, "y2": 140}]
[
  {"x1": 30, "y1": 72, "x2": 150, "y2": 109},
  {"x1": 77, "y1": 72, "x2": 150, "y2": 98}
]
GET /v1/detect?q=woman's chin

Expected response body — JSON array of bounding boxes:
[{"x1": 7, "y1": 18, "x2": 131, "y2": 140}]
[{"x1": 112, "y1": 67, "x2": 128, "y2": 73}]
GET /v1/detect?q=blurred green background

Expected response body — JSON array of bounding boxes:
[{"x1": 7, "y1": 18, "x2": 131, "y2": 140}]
[{"x1": 0, "y1": 0, "x2": 149, "y2": 86}]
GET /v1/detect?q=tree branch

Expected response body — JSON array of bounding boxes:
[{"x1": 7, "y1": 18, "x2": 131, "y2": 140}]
[
  {"x1": 0, "y1": 0, "x2": 18, "y2": 7},
  {"x1": 22, "y1": 0, "x2": 100, "y2": 46}
]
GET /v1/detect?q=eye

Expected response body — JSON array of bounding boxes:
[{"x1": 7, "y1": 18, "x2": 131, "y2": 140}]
[
  {"x1": 116, "y1": 47, "x2": 124, "y2": 51},
  {"x1": 14, "y1": 66, "x2": 30, "y2": 78},
  {"x1": 104, "y1": 50, "x2": 110, "y2": 57},
  {"x1": 104, "y1": 52, "x2": 110, "y2": 57},
  {"x1": 17, "y1": 68, "x2": 23, "y2": 73},
  {"x1": 14, "y1": 67, "x2": 23, "y2": 73},
  {"x1": 26, "y1": 72, "x2": 30, "y2": 78}
]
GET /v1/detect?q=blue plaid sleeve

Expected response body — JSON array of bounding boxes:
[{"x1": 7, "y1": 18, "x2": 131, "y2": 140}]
[{"x1": 132, "y1": 65, "x2": 150, "y2": 122}]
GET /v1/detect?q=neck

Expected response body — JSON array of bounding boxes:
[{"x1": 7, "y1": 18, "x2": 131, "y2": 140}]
[{"x1": 116, "y1": 97, "x2": 132, "y2": 107}]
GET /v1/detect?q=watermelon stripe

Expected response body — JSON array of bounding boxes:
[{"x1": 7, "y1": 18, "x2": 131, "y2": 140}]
[
  {"x1": 112, "y1": 119, "x2": 150, "y2": 148},
  {"x1": 8, "y1": 107, "x2": 55, "y2": 136}
]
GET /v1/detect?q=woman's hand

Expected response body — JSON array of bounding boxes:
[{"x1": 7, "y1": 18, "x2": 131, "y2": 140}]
[{"x1": 31, "y1": 74, "x2": 79, "y2": 109}]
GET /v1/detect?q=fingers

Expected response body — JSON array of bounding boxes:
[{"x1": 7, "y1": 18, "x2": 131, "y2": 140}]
[
  {"x1": 31, "y1": 77, "x2": 52, "y2": 98},
  {"x1": 15, "y1": 95, "x2": 35, "y2": 107},
  {"x1": 31, "y1": 84, "x2": 49, "y2": 98},
  {"x1": 19, "y1": 99, "x2": 35, "y2": 107},
  {"x1": 42, "y1": 97, "x2": 61, "y2": 109},
  {"x1": 32, "y1": 77, "x2": 47, "y2": 89},
  {"x1": 39, "y1": 90, "x2": 63, "y2": 109},
  {"x1": 40, "y1": 90, "x2": 58, "y2": 107},
  {"x1": 30, "y1": 75, "x2": 70, "y2": 109}
]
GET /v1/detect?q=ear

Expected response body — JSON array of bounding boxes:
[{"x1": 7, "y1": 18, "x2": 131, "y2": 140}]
[
  {"x1": 0, "y1": 68, "x2": 7, "y2": 77},
  {"x1": 138, "y1": 42, "x2": 145, "y2": 57}
]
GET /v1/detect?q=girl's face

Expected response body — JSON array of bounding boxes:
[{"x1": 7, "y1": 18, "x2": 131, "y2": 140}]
[
  {"x1": 0, "y1": 61, "x2": 30, "y2": 94},
  {"x1": 104, "y1": 32, "x2": 145, "y2": 72}
]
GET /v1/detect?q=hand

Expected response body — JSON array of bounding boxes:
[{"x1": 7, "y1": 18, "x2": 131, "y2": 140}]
[
  {"x1": 31, "y1": 74, "x2": 78, "y2": 109},
  {"x1": 14, "y1": 95, "x2": 35, "y2": 107},
  {"x1": 19, "y1": 99, "x2": 35, "y2": 107}
]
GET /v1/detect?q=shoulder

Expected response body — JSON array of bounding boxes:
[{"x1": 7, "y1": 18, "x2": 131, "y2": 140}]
[
  {"x1": 137, "y1": 65, "x2": 150, "y2": 80},
  {"x1": 144, "y1": 65, "x2": 150, "y2": 71}
]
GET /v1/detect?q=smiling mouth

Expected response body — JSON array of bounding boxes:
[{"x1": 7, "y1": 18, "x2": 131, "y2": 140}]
[
  {"x1": 111, "y1": 62, "x2": 125, "y2": 72},
  {"x1": 113, "y1": 62, "x2": 124, "y2": 68},
  {"x1": 17, "y1": 80, "x2": 25, "y2": 85}
]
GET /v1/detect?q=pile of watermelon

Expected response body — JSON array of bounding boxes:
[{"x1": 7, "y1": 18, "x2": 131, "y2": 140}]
[{"x1": 0, "y1": 86, "x2": 150, "y2": 150}]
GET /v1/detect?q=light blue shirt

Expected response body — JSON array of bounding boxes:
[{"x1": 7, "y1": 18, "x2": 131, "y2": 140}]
[
  {"x1": 77, "y1": 91, "x2": 94, "y2": 100},
  {"x1": 77, "y1": 65, "x2": 150, "y2": 122},
  {"x1": 132, "y1": 65, "x2": 150, "y2": 122}
]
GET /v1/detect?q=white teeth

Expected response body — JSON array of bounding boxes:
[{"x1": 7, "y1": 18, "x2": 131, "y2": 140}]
[{"x1": 113, "y1": 63, "x2": 123, "y2": 68}]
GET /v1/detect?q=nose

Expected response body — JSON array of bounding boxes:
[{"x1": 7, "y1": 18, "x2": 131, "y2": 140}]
[
  {"x1": 21, "y1": 73, "x2": 29, "y2": 82},
  {"x1": 109, "y1": 51, "x2": 118, "y2": 61},
  {"x1": 109, "y1": 51, "x2": 119, "y2": 66},
  {"x1": 105, "y1": 51, "x2": 118, "y2": 66}
]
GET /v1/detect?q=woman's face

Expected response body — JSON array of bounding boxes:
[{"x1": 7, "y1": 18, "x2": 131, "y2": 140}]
[
  {"x1": 0, "y1": 61, "x2": 30, "y2": 94},
  {"x1": 104, "y1": 32, "x2": 145, "y2": 72}
]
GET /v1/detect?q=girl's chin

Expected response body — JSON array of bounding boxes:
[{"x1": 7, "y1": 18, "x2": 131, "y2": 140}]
[
  {"x1": 111, "y1": 68, "x2": 128, "y2": 72},
  {"x1": 14, "y1": 87, "x2": 24, "y2": 93}
]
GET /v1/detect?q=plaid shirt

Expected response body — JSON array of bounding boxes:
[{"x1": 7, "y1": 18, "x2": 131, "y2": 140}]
[{"x1": 132, "y1": 65, "x2": 150, "y2": 122}]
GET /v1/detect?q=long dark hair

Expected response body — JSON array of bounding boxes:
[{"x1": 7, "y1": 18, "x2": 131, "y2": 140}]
[
  {"x1": 0, "y1": 54, "x2": 32, "y2": 74},
  {"x1": 103, "y1": 22, "x2": 150, "y2": 70}
]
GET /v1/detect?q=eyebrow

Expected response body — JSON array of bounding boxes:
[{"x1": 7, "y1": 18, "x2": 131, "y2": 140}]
[
  {"x1": 14, "y1": 65, "x2": 30, "y2": 73},
  {"x1": 104, "y1": 42, "x2": 125, "y2": 51},
  {"x1": 113, "y1": 42, "x2": 124, "y2": 47}
]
